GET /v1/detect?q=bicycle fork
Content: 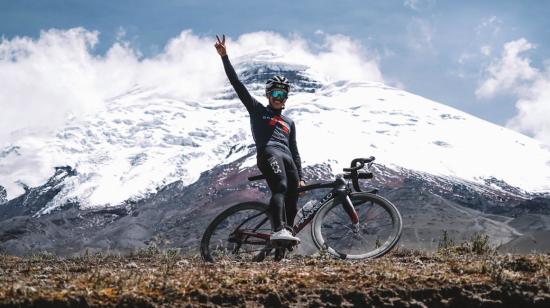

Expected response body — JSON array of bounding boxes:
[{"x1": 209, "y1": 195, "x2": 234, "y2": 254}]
[{"x1": 335, "y1": 178, "x2": 359, "y2": 228}]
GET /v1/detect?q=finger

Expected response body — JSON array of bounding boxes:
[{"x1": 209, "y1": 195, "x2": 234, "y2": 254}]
[
  {"x1": 216, "y1": 35, "x2": 221, "y2": 43},
  {"x1": 222, "y1": 34, "x2": 225, "y2": 45}
]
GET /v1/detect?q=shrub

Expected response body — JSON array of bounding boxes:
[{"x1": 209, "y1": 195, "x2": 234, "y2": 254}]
[
  {"x1": 470, "y1": 232, "x2": 492, "y2": 255},
  {"x1": 436, "y1": 231, "x2": 495, "y2": 256},
  {"x1": 437, "y1": 230, "x2": 455, "y2": 251}
]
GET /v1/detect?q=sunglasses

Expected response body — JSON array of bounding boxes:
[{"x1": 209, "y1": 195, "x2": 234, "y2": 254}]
[{"x1": 270, "y1": 90, "x2": 288, "y2": 100}]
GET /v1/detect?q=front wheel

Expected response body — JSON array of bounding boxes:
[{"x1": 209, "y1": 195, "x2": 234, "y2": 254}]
[{"x1": 311, "y1": 192, "x2": 402, "y2": 259}]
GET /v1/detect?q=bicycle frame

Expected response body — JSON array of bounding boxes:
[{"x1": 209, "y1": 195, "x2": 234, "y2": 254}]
[
  {"x1": 201, "y1": 156, "x2": 401, "y2": 262},
  {"x1": 235, "y1": 157, "x2": 376, "y2": 245},
  {"x1": 292, "y1": 177, "x2": 359, "y2": 234},
  {"x1": 231, "y1": 177, "x2": 360, "y2": 243}
]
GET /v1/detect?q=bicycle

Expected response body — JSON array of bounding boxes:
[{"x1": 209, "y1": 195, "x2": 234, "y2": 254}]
[{"x1": 200, "y1": 157, "x2": 403, "y2": 262}]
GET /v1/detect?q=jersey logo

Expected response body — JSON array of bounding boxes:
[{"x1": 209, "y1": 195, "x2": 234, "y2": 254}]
[
  {"x1": 268, "y1": 157, "x2": 282, "y2": 174},
  {"x1": 268, "y1": 115, "x2": 290, "y2": 134}
]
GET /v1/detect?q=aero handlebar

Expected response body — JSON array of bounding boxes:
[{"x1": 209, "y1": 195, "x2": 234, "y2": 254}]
[
  {"x1": 342, "y1": 156, "x2": 375, "y2": 172},
  {"x1": 343, "y1": 156, "x2": 375, "y2": 192}
]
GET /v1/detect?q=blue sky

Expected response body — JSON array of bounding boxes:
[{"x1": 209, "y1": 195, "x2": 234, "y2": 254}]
[{"x1": 1, "y1": 0, "x2": 549, "y2": 140}]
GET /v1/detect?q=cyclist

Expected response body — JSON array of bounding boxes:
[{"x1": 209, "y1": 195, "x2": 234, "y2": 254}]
[{"x1": 215, "y1": 34, "x2": 305, "y2": 245}]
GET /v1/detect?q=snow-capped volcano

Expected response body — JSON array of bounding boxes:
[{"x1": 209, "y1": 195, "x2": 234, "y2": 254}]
[{"x1": 1, "y1": 53, "x2": 550, "y2": 213}]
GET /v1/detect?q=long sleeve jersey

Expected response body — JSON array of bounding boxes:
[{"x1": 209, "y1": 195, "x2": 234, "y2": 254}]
[{"x1": 221, "y1": 55, "x2": 303, "y2": 179}]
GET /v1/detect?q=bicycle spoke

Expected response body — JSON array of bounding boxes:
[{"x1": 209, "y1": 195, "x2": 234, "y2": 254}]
[
  {"x1": 365, "y1": 209, "x2": 385, "y2": 220},
  {"x1": 365, "y1": 202, "x2": 374, "y2": 215},
  {"x1": 350, "y1": 230, "x2": 371, "y2": 243},
  {"x1": 326, "y1": 227, "x2": 351, "y2": 240},
  {"x1": 252, "y1": 217, "x2": 270, "y2": 230},
  {"x1": 325, "y1": 220, "x2": 372, "y2": 246},
  {"x1": 325, "y1": 206, "x2": 389, "y2": 247},
  {"x1": 314, "y1": 193, "x2": 402, "y2": 259},
  {"x1": 366, "y1": 222, "x2": 393, "y2": 229},
  {"x1": 202, "y1": 203, "x2": 273, "y2": 262},
  {"x1": 333, "y1": 207, "x2": 350, "y2": 222}
]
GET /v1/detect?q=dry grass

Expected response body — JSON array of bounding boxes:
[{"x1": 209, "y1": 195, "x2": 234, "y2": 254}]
[{"x1": 0, "y1": 248, "x2": 549, "y2": 307}]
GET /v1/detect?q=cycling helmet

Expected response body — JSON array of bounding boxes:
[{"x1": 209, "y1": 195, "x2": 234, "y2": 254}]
[{"x1": 265, "y1": 75, "x2": 290, "y2": 93}]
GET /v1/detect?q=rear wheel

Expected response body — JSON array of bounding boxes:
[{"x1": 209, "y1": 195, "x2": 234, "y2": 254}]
[
  {"x1": 311, "y1": 192, "x2": 402, "y2": 259},
  {"x1": 200, "y1": 202, "x2": 273, "y2": 262}
]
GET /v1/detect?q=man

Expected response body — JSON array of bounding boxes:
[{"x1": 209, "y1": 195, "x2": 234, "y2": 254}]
[{"x1": 215, "y1": 34, "x2": 305, "y2": 245}]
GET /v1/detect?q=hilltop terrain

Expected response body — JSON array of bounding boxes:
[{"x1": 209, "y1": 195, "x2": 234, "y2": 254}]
[{"x1": 1, "y1": 247, "x2": 549, "y2": 307}]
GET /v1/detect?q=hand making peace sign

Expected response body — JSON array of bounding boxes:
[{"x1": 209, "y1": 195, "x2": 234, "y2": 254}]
[{"x1": 214, "y1": 34, "x2": 227, "y2": 57}]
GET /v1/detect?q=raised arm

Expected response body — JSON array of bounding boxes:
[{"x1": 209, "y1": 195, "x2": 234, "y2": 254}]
[{"x1": 215, "y1": 34, "x2": 257, "y2": 113}]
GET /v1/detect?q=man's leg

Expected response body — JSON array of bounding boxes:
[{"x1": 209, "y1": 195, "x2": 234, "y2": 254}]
[
  {"x1": 257, "y1": 151, "x2": 288, "y2": 232},
  {"x1": 283, "y1": 155, "x2": 300, "y2": 228}
]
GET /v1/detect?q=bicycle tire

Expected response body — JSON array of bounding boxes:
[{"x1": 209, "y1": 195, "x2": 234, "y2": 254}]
[
  {"x1": 311, "y1": 192, "x2": 402, "y2": 259},
  {"x1": 200, "y1": 202, "x2": 272, "y2": 262}
]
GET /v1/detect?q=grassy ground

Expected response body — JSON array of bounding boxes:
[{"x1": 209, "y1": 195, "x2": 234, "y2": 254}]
[{"x1": 1, "y1": 246, "x2": 549, "y2": 307}]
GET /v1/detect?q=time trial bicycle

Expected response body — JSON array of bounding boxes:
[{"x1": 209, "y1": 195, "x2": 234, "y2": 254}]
[{"x1": 200, "y1": 157, "x2": 403, "y2": 262}]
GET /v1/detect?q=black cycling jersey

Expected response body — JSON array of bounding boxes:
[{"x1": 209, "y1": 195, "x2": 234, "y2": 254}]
[{"x1": 222, "y1": 55, "x2": 303, "y2": 180}]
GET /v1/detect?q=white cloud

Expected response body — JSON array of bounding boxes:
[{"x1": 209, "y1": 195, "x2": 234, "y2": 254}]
[
  {"x1": 476, "y1": 38, "x2": 538, "y2": 98},
  {"x1": 476, "y1": 38, "x2": 550, "y2": 145},
  {"x1": 0, "y1": 28, "x2": 383, "y2": 148},
  {"x1": 0, "y1": 28, "x2": 224, "y2": 146},
  {"x1": 507, "y1": 75, "x2": 550, "y2": 145},
  {"x1": 0, "y1": 28, "x2": 106, "y2": 144}
]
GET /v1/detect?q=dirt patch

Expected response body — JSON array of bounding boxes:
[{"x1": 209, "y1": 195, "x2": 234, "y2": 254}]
[{"x1": 0, "y1": 252, "x2": 549, "y2": 307}]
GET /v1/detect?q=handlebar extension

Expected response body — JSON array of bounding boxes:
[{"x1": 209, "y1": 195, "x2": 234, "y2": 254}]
[
  {"x1": 342, "y1": 156, "x2": 375, "y2": 172},
  {"x1": 343, "y1": 172, "x2": 373, "y2": 180}
]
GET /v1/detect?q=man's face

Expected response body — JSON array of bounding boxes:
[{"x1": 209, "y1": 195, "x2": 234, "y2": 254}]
[{"x1": 267, "y1": 90, "x2": 288, "y2": 110}]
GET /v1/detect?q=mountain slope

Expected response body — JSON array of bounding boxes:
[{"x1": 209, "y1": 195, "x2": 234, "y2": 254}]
[
  {"x1": 1, "y1": 53, "x2": 550, "y2": 255},
  {"x1": 2, "y1": 57, "x2": 549, "y2": 211}
]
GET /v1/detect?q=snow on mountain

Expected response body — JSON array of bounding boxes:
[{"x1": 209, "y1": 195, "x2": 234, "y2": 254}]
[
  {"x1": 287, "y1": 80, "x2": 550, "y2": 193},
  {"x1": 1, "y1": 53, "x2": 550, "y2": 213}
]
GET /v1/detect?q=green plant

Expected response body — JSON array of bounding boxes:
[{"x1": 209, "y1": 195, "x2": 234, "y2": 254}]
[
  {"x1": 375, "y1": 238, "x2": 382, "y2": 249},
  {"x1": 30, "y1": 251, "x2": 57, "y2": 262},
  {"x1": 317, "y1": 248, "x2": 330, "y2": 260},
  {"x1": 137, "y1": 244, "x2": 161, "y2": 257},
  {"x1": 164, "y1": 248, "x2": 180, "y2": 259},
  {"x1": 437, "y1": 230, "x2": 455, "y2": 252},
  {"x1": 437, "y1": 231, "x2": 495, "y2": 256},
  {"x1": 469, "y1": 232, "x2": 492, "y2": 256}
]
